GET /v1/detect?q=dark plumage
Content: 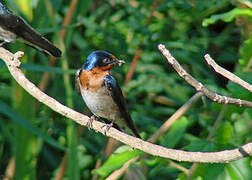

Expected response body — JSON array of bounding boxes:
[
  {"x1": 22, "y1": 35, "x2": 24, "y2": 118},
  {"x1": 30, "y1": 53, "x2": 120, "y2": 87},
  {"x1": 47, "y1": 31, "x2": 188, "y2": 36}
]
[
  {"x1": 75, "y1": 51, "x2": 141, "y2": 138},
  {"x1": 103, "y1": 75, "x2": 141, "y2": 138},
  {"x1": 0, "y1": 1, "x2": 61, "y2": 57}
]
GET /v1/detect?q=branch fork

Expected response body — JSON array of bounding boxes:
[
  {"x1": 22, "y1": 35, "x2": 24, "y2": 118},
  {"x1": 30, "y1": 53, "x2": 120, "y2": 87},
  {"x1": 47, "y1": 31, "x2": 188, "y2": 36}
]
[{"x1": 0, "y1": 46, "x2": 251, "y2": 164}]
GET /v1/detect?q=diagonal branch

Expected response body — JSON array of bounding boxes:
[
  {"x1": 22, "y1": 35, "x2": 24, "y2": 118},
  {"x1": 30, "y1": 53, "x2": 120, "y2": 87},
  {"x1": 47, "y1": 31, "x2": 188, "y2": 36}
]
[
  {"x1": 148, "y1": 92, "x2": 203, "y2": 143},
  {"x1": 0, "y1": 47, "x2": 251, "y2": 163},
  {"x1": 158, "y1": 44, "x2": 252, "y2": 108},
  {"x1": 204, "y1": 54, "x2": 252, "y2": 92}
]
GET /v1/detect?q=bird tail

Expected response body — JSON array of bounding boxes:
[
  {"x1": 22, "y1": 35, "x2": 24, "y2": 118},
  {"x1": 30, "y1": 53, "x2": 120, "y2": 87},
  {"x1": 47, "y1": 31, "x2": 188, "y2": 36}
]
[
  {"x1": 103, "y1": 118, "x2": 141, "y2": 139},
  {"x1": 19, "y1": 20, "x2": 61, "y2": 57},
  {"x1": 125, "y1": 116, "x2": 142, "y2": 139},
  {"x1": 131, "y1": 126, "x2": 141, "y2": 139},
  {"x1": 22, "y1": 35, "x2": 61, "y2": 58}
]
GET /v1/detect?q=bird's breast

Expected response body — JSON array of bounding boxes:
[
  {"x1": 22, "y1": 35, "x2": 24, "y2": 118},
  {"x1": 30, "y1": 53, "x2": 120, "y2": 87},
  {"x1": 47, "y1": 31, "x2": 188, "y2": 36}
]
[{"x1": 80, "y1": 86, "x2": 121, "y2": 121}]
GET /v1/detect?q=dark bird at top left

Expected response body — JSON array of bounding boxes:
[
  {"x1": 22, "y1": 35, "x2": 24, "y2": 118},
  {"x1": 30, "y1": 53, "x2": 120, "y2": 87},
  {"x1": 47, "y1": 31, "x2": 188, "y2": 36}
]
[{"x1": 0, "y1": 1, "x2": 61, "y2": 57}]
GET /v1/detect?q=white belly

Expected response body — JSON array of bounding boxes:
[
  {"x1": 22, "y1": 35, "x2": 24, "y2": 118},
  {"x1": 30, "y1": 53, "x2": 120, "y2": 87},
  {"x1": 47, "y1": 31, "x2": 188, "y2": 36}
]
[
  {"x1": 0, "y1": 26, "x2": 16, "y2": 42},
  {"x1": 80, "y1": 86, "x2": 121, "y2": 121}
]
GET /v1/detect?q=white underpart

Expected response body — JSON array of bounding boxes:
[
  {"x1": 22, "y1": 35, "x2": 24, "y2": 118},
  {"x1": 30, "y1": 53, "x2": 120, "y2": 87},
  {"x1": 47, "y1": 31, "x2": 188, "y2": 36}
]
[
  {"x1": 0, "y1": 26, "x2": 16, "y2": 42},
  {"x1": 79, "y1": 83, "x2": 126, "y2": 128}
]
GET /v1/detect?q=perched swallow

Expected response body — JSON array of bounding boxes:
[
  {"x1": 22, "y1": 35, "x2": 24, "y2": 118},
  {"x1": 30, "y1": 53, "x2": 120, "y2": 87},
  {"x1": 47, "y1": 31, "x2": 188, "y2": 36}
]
[
  {"x1": 0, "y1": 1, "x2": 61, "y2": 57},
  {"x1": 75, "y1": 50, "x2": 141, "y2": 138}
]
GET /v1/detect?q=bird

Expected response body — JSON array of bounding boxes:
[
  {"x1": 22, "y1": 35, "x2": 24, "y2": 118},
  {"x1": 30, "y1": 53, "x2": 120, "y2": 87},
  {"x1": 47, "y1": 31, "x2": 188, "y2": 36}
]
[
  {"x1": 0, "y1": 1, "x2": 61, "y2": 57},
  {"x1": 75, "y1": 50, "x2": 141, "y2": 138}
]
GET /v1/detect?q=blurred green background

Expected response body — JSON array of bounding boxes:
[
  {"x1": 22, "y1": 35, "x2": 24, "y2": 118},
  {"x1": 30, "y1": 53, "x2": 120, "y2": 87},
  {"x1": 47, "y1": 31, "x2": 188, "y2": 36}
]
[{"x1": 0, "y1": 0, "x2": 251, "y2": 179}]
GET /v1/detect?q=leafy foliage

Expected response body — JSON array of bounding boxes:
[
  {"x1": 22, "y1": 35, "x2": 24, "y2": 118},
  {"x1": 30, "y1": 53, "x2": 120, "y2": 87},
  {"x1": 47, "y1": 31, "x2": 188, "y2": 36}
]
[{"x1": 0, "y1": 0, "x2": 251, "y2": 179}]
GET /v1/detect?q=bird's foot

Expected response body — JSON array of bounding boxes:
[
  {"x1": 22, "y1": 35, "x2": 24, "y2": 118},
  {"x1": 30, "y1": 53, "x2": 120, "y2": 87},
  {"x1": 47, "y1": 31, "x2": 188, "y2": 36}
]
[
  {"x1": 87, "y1": 115, "x2": 98, "y2": 130},
  {"x1": 101, "y1": 122, "x2": 113, "y2": 135}
]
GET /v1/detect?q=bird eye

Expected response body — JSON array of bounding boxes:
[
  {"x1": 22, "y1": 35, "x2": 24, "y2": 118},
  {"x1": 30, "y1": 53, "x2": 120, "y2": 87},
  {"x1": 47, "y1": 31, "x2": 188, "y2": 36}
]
[{"x1": 103, "y1": 58, "x2": 110, "y2": 63}]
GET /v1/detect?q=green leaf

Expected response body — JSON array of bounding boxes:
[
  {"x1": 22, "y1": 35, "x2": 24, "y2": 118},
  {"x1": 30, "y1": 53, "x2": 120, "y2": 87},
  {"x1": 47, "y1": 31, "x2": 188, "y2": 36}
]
[
  {"x1": 162, "y1": 117, "x2": 189, "y2": 148},
  {"x1": 0, "y1": 100, "x2": 66, "y2": 151},
  {"x1": 0, "y1": 84, "x2": 12, "y2": 99},
  {"x1": 77, "y1": 145, "x2": 93, "y2": 169},
  {"x1": 224, "y1": 158, "x2": 252, "y2": 180},
  {"x1": 194, "y1": 159, "x2": 252, "y2": 180},
  {"x1": 239, "y1": 34, "x2": 252, "y2": 67},
  {"x1": 204, "y1": 164, "x2": 225, "y2": 180},
  {"x1": 216, "y1": 122, "x2": 233, "y2": 144},
  {"x1": 95, "y1": 147, "x2": 143, "y2": 177},
  {"x1": 203, "y1": 8, "x2": 252, "y2": 27},
  {"x1": 177, "y1": 172, "x2": 187, "y2": 180}
]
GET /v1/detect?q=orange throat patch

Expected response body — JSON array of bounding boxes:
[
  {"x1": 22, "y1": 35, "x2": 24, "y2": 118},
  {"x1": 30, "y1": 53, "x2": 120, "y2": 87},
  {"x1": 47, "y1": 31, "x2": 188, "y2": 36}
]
[{"x1": 79, "y1": 67, "x2": 110, "y2": 92}]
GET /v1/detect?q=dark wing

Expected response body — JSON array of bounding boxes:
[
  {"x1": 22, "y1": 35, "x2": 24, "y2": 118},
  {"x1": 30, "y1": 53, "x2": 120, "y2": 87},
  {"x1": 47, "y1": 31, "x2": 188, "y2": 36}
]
[
  {"x1": 0, "y1": 3, "x2": 61, "y2": 57},
  {"x1": 103, "y1": 75, "x2": 141, "y2": 138},
  {"x1": 75, "y1": 69, "x2": 82, "y2": 96}
]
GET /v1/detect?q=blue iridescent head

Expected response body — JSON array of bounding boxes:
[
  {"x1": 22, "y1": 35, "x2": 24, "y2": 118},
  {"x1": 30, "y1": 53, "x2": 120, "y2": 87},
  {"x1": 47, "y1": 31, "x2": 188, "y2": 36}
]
[{"x1": 83, "y1": 50, "x2": 122, "y2": 71}]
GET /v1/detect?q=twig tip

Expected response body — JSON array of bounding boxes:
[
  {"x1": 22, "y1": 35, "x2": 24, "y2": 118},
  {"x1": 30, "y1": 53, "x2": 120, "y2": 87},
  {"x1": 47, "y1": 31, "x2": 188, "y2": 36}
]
[
  {"x1": 204, "y1": 54, "x2": 210, "y2": 58},
  {"x1": 158, "y1": 44, "x2": 165, "y2": 50},
  {"x1": 14, "y1": 51, "x2": 24, "y2": 59}
]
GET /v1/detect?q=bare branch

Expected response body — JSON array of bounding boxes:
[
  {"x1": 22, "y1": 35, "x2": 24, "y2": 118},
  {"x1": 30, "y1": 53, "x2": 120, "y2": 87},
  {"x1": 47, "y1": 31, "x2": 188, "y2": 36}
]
[
  {"x1": 204, "y1": 54, "x2": 252, "y2": 92},
  {"x1": 4, "y1": 157, "x2": 15, "y2": 180},
  {"x1": 54, "y1": 154, "x2": 67, "y2": 180},
  {"x1": 158, "y1": 44, "x2": 252, "y2": 108},
  {"x1": 0, "y1": 47, "x2": 251, "y2": 163},
  {"x1": 106, "y1": 157, "x2": 139, "y2": 180},
  {"x1": 244, "y1": 57, "x2": 252, "y2": 72}
]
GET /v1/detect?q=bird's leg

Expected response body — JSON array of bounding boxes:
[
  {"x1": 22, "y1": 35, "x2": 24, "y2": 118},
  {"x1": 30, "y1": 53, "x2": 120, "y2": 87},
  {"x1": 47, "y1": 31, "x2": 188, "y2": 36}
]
[
  {"x1": 87, "y1": 115, "x2": 98, "y2": 130},
  {"x1": 101, "y1": 121, "x2": 114, "y2": 135}
]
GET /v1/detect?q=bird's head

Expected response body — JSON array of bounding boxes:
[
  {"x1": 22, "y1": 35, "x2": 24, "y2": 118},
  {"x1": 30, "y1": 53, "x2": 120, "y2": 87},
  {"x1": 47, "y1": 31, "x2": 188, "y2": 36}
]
[{"x1": 83, "y1": 50, "x2": 125, "y2": 71}]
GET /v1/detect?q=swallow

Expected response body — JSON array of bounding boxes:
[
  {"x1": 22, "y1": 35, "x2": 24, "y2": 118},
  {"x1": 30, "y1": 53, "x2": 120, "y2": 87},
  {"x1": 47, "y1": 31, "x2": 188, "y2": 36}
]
[
  {"x1": 75, "y1": 50, "x2": 141, "y2": 138},
  {"x1": 0, "y1": 1, "x2": 61, "y2": 57}
]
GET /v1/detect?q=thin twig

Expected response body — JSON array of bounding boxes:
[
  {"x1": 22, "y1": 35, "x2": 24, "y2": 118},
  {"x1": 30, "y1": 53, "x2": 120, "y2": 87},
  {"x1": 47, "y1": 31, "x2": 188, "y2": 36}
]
[
  {"x1": 187, "y1": 104, "x2": 227, "y2": 179},
  {"x1": 107, "y1": 157, "x2": 190, "y2": 179},
  {"x1": 1, "y1": 47, "x2": 251, "y2": 164},
  {"x1": 149, "y1": 92, "x2": 203, "y2": 143},
  {"x1": 54, "y1": 154, "x2": 67, "y2": 180},
  {"x1": 167, "y1": 159, "x2": 190, "y2": 175},
  {"x1": 244, "y1": 57, "x2": 252, "y2": 72},
  {"x1": 106, "y1": 157, "x2": 139, "y2": 180},
  {"x1": 124, "y1": 47, "x2": 142, "y2": 85},
  {"x1": 59, "y1": 0, "x2": 78, "y2": 39},
  {"x1": 3, "y1": 157, "x2": 15, "y2": 180},
  {"x1": 207, "y1": 105, "x2": 227, "y2": 140},
  {"x1": 204, "y1": 54, "x2": 252, "y2": 92},
  {"x1": 92, "y1": 159, "x2": 103, "y2": 180},
  {"x1": 158, "y1": 44, "x2": 252, "y2": 108}
]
